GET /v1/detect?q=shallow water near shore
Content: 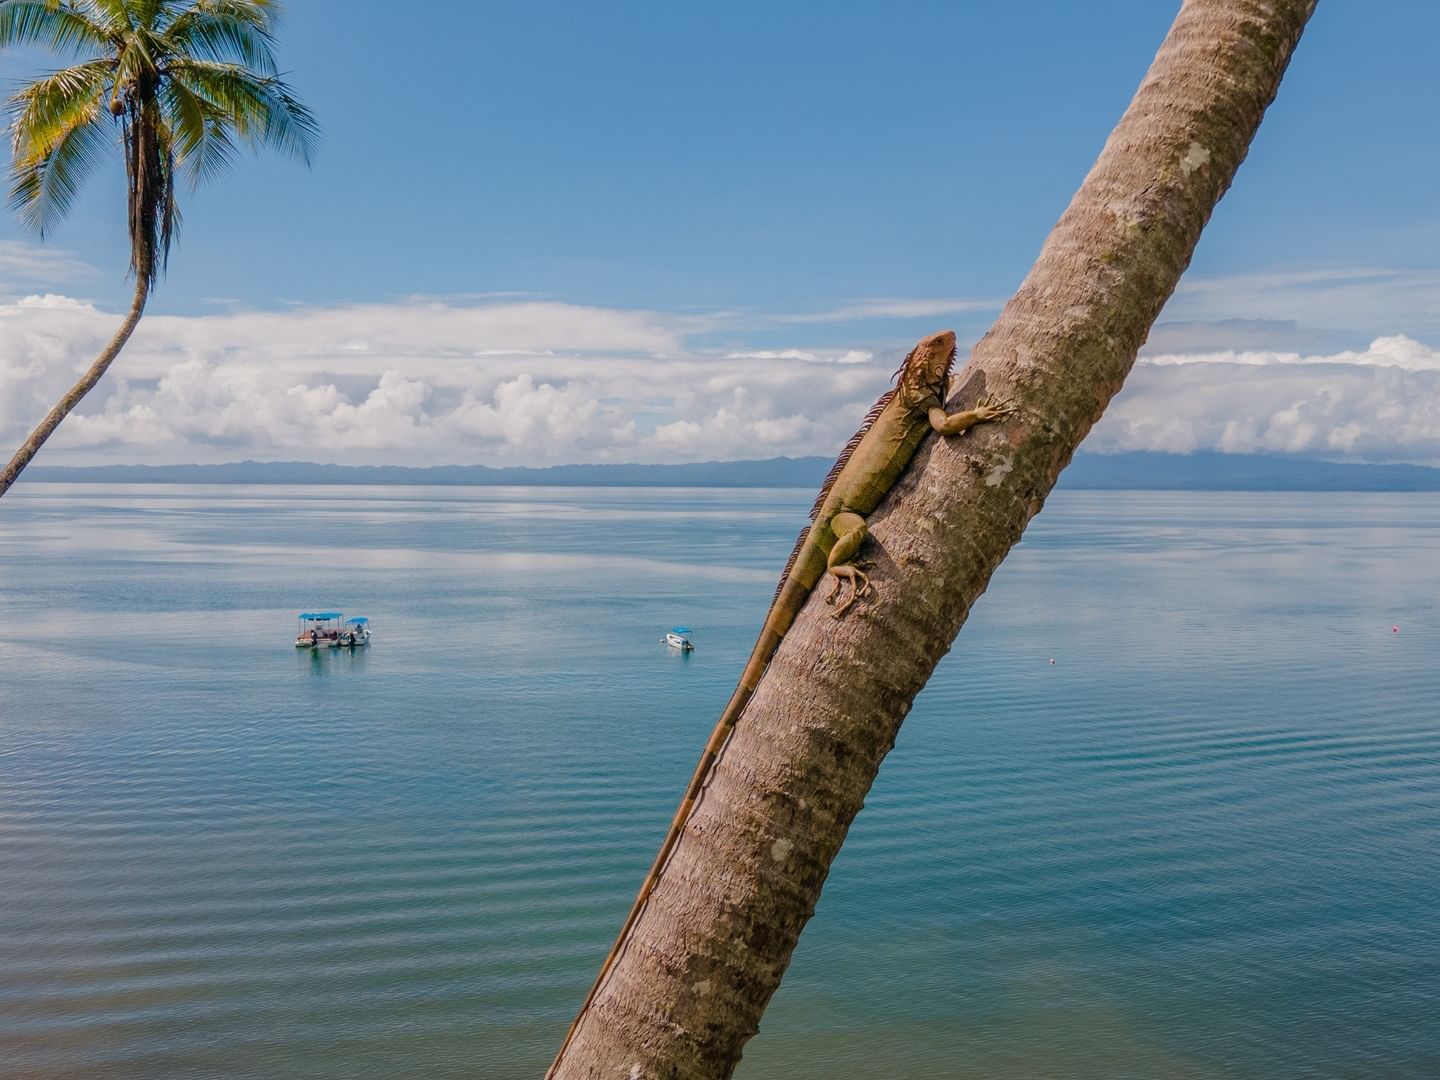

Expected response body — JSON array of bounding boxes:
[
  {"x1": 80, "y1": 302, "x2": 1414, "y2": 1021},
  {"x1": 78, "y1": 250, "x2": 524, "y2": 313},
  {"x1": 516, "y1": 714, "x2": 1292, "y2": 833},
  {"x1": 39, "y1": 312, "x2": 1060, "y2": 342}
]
[{"x1": 2, "y1": 483, "x2": 1439, "y2": 1078}]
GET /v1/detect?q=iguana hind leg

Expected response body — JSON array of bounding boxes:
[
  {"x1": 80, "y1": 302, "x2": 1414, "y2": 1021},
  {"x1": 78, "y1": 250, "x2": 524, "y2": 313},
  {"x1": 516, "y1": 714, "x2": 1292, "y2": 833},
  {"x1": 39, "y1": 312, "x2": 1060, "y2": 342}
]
[{"x1": 825, "y1": 511, "x2": 871, "y2": 617}]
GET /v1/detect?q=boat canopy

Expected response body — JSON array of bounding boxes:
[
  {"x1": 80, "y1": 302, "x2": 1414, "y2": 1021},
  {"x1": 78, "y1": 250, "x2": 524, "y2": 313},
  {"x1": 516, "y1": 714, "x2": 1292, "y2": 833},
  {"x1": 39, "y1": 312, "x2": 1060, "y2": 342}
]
[
  {"x1": 298, "y1": 612, "x2": 343, "y2": 620},
  {"x1": 346, "y1": 617, "x2": 368, "y2": 624},
  {"x1": 671, "y1": 626, "x2": 692, "y2": 634}
]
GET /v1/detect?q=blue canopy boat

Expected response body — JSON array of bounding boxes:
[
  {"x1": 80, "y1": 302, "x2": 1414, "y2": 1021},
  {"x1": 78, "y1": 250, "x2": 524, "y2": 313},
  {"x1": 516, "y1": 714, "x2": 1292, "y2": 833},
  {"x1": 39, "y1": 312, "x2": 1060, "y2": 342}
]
[
  {"x1": 296, "y1": 612, "x2": 371, "y2": 648},
  {"x1": 665, "y1": 626, "x2": 695, "y2": 651}
]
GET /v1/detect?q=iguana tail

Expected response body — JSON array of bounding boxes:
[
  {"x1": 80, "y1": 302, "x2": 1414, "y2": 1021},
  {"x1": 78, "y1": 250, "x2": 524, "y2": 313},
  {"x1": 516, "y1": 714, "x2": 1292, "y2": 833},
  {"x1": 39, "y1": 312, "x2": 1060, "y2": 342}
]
[{"x1": 547, "y1": 537, "x2": 822, "y2": 1075}]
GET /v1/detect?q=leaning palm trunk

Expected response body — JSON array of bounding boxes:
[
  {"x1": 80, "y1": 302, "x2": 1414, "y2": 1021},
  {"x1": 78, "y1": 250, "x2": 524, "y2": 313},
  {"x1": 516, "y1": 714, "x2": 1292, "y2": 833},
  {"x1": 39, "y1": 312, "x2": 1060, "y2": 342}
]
[
  {"x1": 0, "y1": 277, "x2": 149, "y2": 498},
  {"x1": 551, "y1": 0, "x2": 1318, "y2": 1076}
]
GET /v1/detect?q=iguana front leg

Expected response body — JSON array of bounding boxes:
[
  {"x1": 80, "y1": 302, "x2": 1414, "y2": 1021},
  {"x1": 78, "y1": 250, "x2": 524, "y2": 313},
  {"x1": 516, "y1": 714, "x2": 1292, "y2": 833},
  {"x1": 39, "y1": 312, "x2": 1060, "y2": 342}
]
[
  {"x1": 824, "y1": 510, "x2": 870, "y2": 616},
  {"x1": 825, "y1": 396, "x2": 1014, "y2": 618},
  {"x1": 929, "y1": 394, "x2": 1014, "y2": 435}
]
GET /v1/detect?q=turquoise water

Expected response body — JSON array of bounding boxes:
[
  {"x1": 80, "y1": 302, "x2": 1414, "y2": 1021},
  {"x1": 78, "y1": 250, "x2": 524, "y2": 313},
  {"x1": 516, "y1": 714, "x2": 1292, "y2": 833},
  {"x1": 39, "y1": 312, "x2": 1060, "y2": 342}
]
[{"x1": 2, "y1": 484, "x2": 1439, "y2": 1079}]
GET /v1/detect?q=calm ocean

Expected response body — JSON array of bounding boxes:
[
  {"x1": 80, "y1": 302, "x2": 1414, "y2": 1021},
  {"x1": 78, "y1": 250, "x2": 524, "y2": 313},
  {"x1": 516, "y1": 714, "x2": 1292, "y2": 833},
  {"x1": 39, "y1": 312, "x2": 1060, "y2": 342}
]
[{"x1": 2, "y1": 484, "x2": 1438, "y2": 1079}]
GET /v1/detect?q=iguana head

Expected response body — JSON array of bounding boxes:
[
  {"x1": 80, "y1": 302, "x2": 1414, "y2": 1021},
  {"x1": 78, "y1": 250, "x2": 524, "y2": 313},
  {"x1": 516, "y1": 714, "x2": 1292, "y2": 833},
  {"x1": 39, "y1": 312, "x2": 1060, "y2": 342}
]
[{"x1": 896, "y1": 330, "x2": 957, "y2": 408}]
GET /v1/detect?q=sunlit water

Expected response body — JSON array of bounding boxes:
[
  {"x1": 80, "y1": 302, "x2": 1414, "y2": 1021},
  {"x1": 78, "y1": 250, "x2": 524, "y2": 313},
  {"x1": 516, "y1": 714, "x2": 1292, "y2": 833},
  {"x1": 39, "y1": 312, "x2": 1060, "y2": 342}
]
[{"x1": 2, "y1": 484, "x2": 1438, "y2": 1079}]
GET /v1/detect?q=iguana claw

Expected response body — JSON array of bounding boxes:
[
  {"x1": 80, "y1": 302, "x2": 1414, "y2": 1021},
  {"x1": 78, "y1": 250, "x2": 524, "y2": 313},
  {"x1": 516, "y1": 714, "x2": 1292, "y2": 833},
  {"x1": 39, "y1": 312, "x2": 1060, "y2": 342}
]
[
  {"x1": 973, "y1": 395, "x2": 1016, "y2": 421},
  {"x1": 829, "y1": 569, "x2": 872, "y2": 618}
]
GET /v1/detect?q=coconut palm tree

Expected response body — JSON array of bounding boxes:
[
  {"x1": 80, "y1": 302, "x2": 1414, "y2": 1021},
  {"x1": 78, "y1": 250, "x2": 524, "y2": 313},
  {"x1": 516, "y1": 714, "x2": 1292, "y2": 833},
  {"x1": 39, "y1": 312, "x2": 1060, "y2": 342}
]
[
  {"x1": 549, "y1": 0, "x2": 1319, "y2": 1075},
  {"x1": 0, "y1": 0, "x2": 317, "y2": 498}
]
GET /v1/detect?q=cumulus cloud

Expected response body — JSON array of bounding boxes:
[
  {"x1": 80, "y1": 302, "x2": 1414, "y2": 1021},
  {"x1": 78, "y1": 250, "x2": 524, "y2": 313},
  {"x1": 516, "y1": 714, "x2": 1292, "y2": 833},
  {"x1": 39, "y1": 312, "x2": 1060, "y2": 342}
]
[
  {"x1": 0, "y1": 294, "x2": 901, "y2": 465},
  {"x1": 0, "y1": 295, "x2": 120, "y2": 437},
  {"x1": 1088, "y1": 336, "x2": 1440, "y2": 462},
  {"x1": 7, "y1": 287, "x2": 1440, "y2": 468},
  {"x1": 1140, "y1": 334, "x2": 1440, "y2": 371}
]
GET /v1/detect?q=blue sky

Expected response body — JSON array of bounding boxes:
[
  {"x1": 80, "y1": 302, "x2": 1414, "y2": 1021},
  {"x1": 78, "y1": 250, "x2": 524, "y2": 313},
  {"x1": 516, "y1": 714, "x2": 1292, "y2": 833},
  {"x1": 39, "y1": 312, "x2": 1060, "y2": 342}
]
[{"x1": 3, "y1": 1, "x2": 1440, "y2": 466}]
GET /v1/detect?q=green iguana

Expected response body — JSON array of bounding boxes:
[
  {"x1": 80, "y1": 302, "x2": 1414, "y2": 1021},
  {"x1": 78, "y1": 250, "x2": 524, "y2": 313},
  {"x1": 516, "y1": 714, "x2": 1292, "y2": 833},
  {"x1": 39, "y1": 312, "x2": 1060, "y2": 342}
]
[{"x1": 550, "y1": 329, "x2": 1011, "y2": 1070}]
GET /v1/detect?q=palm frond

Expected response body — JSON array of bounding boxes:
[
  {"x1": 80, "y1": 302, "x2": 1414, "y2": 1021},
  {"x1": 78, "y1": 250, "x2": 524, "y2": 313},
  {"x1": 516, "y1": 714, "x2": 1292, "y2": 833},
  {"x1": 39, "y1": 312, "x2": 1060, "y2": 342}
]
[
  {"x1": 167, "y1": 58, "x2": 316, "y2": 162},
  {"x1": 8, "y1": 59, "x2": 113, "y2": 162},
  {"x1": 112, "y1": 36, "x2": 147, "y2": 90},
  {"x1": 7, "y1": 110, "x2": 112, "y2": 236},
  {"x1": 73, "y1": 0, "x2": 133, "y2": 34},
  {"x1": 162, "y1": 76, "x2": 235, "y2": 187},
  {"x1": 257, "y1": 76, "x2": 314, "y2": 161},
  {"x1": 0, "y1": 1, "x2": 112, "y2": 54},
  {"x1": 122, "y1": 23, "x2": 160, "y2": 72},
  {"x1": 169, "y1": 0, "x2": 278, "y2": 31},
  {"x1": 131, "y1": 0, "x2": 166, "y2": 29},
  {"x1": 163, "y1": 4, "x2": 277, "y2": 73}
]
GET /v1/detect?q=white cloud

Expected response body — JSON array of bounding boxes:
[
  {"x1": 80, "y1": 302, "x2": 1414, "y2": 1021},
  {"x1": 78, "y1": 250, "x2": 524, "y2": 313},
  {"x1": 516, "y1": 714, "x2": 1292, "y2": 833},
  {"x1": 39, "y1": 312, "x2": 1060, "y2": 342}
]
[
  {"x1": 0, "y1": 241, "x2": 97, "y2": 288},
  {"x1": 8, "y1": 287, "x2": 1440, "y2": 469},
  {"x1": 1141, "y1": 334, "x2": 1440, "y2": 371},
  {"x1": 1089, "y1": 336, "x2": 1440, "y2": 461},
  {"x1": 0, "y1": 294, "x2": 901, "y2": 465},
  {"x1": 724, "y1": 348, "x2": 874, "y2": 365},
  {"x1": 450, "y1": 374, "x2": 639, "y2": 455},
  {"x1": 1140, "y1": 318, "x2": 1337, "y2": 355},
  {"x1": 1163, "y1": 266, "x2": 1440, "y2": 337},
  {"x1": 772, "y1": 296, "x2": 1003, "y2": 325},
  {"x1": 0, "y1": 295, "x2": 120, "y2": 437}
]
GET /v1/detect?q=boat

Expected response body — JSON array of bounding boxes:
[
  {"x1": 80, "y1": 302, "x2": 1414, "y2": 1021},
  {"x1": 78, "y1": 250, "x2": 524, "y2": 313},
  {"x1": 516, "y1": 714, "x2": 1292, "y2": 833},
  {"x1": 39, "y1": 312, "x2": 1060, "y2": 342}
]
[
  {"x1": 666, "y1": 626, "x2": 695, "y2": 651},
  {"x1": 296, "y1": 612, "x2": 372, "y2": 648},
  {"x1": 337, "y1": 617, "x2": 371, "y2": 647},
  {"x1": 296, "y1": 611, "x2": 343, "y2": 647}
]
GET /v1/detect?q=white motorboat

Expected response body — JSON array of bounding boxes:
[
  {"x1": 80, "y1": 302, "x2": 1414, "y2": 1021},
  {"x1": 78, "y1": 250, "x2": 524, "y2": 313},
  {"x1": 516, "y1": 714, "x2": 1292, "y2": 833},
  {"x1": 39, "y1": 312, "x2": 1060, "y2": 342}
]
[
  {"x1": 666, "y1": 627, "x2": 695, "y2": 651},
  {"x1": 337, "y1": 617, "x2": 371, "y2": 647}
]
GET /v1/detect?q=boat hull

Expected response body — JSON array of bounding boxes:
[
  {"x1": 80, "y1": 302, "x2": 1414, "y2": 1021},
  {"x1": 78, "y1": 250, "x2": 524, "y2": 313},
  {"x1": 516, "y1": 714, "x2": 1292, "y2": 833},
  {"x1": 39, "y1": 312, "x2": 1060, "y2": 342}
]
[{"x1": 296, "y1": 630, "x2": 370, "y2": 648}]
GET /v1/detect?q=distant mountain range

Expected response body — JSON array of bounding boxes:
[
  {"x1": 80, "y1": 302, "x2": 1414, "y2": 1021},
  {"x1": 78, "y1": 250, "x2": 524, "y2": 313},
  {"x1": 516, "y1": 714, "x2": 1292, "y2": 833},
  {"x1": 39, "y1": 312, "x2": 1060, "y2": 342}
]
[
  {"x1": 1058, "y1": 452, "x2": 1440, "y2": 491},
  {"x1": 22, "y1": 452, "x2": 1440, "y2": 491}
]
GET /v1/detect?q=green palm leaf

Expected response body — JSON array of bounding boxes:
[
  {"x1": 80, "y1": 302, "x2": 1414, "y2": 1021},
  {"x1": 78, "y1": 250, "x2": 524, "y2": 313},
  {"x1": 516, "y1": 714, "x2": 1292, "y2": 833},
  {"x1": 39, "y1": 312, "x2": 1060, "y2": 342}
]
[
  {"x1": 75, "y1": 0, "x2": 138, "y2": 34},
  {"x1": 3, "y1": 0, "x2": 315, "y2": 285},
  {"x1": 0, "y1": 1, "x2": 112, "y2": 54},
  {"x1": 165, "y1": 1, "x2": 278, "y2": 72},
  {"x1": 131, "y1": 0, "x2": 166, "y2": 29},
  {"x1": 167, "y1": 57, "x2": 316, "y2": 163},
  {"x1": 7, "y1": 109, "x2": 111, "y2": 236},
  {"x1": 8, "y1": 59, "x2": 113, "y2": 163},
  {"x1": 162, "y1": 76, "x2": 236, "y2": 187}
]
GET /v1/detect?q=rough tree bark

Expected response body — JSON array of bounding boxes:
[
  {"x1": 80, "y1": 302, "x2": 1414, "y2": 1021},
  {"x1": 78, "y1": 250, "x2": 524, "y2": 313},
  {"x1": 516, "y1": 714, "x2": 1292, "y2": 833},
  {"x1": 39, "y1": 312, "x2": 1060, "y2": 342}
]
[
  {"x1": 551, "y1": 1, "x2": 1319, "y2": 1076},
  {"x1": 0, "y1": 276, "x2": 149, "y2": 499}
]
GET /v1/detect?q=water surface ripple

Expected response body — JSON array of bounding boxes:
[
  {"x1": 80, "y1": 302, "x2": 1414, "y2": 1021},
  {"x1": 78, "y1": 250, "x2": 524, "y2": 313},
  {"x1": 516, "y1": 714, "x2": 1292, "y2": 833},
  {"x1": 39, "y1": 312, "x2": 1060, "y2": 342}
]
[{"x1": 2, "y1": 485, "x2": 1438, "y2": 1078}]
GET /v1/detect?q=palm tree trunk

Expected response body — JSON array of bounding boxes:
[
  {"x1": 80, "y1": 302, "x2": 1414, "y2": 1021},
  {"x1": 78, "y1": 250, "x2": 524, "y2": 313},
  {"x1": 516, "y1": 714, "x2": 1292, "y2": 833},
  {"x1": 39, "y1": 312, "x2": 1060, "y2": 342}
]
[
  {"x1": 0, "y1": 276, "x2": 150, "y2": 499},
  {"x1": 550, "y1": 0, "x2": 1318, "y2": 1076}
]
